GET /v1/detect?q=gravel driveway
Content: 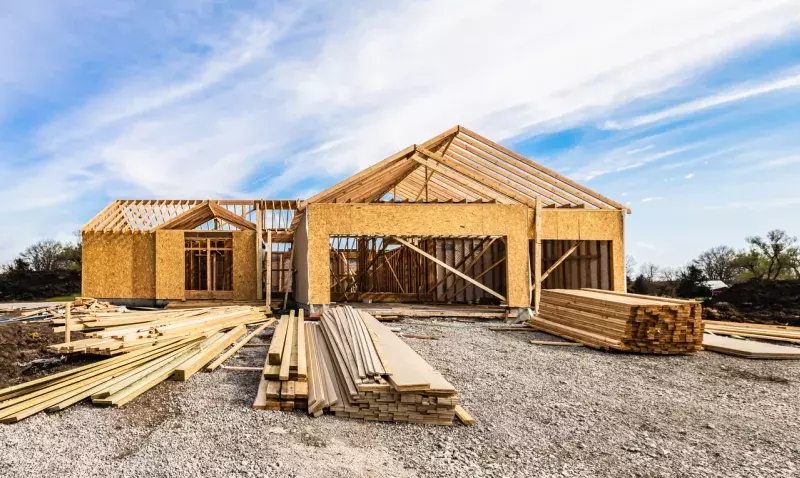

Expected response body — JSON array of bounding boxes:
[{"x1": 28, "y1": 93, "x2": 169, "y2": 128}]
[{"x1": 1, "y1": 320, "x2": 798, "y2": 478}]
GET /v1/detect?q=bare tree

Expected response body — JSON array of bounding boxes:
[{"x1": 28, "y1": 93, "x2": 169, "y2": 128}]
[
  {"x1": 658, "y1": 267, "x2": 682, "y2": 282},
  {"x1": 625, "y1": 255, "x2": 637, "y2": 279},
  {"x1": 693, "y1": 245, "x2": 738, "y2": 283},
  {"x1": 20, "y1": 240, "x2": 65, "y2": 272},
  {"x1": 639, "y1": 262, "x2": 660, "y2": 282}
]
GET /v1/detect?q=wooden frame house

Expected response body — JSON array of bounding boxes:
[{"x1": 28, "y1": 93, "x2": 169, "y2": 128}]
[{"x1": 82, "y1": 126, "x2": 629, "y2": 313}]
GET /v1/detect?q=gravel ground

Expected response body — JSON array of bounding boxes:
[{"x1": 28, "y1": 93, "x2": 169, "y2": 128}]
[{"x1": 1, "y1": 320, "x2": 799, "y2": 478}]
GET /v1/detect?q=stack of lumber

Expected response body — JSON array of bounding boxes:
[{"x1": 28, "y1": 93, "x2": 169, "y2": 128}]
[
  {"x1": 0, "y1": 316, "x2": 273, "y2": 423},
  {"x1": 255, "y1": 306, "x2": 462, "y2": 425},
  {"x1": 48, "y1": 306, "x2": 267, "y2": 355},
  {"x1": 256, "y1": 311, "x2": 309, "y2": 411},
  {"x1": 529, "y1": 288, "x2": 703, "y2": 354},
  {"x1": 703, "y1": 321, "x2": 800, "y2": 345}
]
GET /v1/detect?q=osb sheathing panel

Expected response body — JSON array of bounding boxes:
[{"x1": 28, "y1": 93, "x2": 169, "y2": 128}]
[
  {"x1": 306, "y1": 203, "x2": 530, "y2": 307},
  {"x1": 155, "y1": 231, "x2": 184, "y2": 300},
  {"x1": 233, "y1": 231, "x2": 257, "y2": 301},
  {"x1": 293, "y1": 213, "x2": 311, "y2": 304},
  {"x1": 82, "y1": 233, "x2": 155, "y2": 299},
  {"x1": 531, "y1": 209, "x2": 626, "y2": 291}
]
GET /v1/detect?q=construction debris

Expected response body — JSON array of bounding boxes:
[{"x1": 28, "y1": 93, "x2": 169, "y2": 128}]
[
  {"x1": 2, "y1": 297, "x2": 120, "y2": 323},
  {"x1": 528, "y1": 289, "x2": 703, "y2": 354},
  {"x1": 254, "y1": 306, "x2": 463, "y2": 425}
]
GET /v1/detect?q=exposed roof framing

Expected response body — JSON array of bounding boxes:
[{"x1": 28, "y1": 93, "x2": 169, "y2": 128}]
[
  {"x1": 83, "y1": 199, "x2": 301, "y2": 233},
  {"x1": 308, "y1": 125, "x2": 629, "y2": 211}
]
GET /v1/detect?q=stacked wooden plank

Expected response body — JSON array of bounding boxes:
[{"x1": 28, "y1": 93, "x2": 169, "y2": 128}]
[
  {"x1": 529, "y1": 289, "x2": 703, "y2": 354},
  {"x1": 48, "y1": 306, "x2": 267, "y2": 355},
  {"x1": 256, "y1": 311, "x2": 309, "y2": 411},
  {"x1": 703, "y1": 321, "x2": 800, "y2": 345},
  {"x1": 0, "y1": 315, "x2": 272, "y2": 423},
  {"x1": 254, "y1": 306, "x2": 461, "y2": 425}
]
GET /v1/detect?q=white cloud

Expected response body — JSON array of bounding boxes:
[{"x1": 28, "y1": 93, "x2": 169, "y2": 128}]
[
  {"x1": 634, "y1": 241, "x2": 663, "y2": 253},
  {"x1": 641, "y1": 197, "x2": 663, "y2": 202},
  {"x1": 2, "y1": 0, "x2": 800, "y2": 261},
  {"x1": 603, "y1": 71, "x2": 800, "y2": 130},
  {"x1": 684, "y1": 173, "x2": 694, "y2": 179}
]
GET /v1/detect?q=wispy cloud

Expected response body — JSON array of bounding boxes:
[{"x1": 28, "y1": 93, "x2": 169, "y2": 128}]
[
  {"x1": 684, "y1": 173, "x2": 694, "y2": 179},
  {"x1": 641, "y1": 196, "x2": 663, "y2": 202},
  {"x1": 603, "y1": 71, "x2": 800, "y2": 130}
]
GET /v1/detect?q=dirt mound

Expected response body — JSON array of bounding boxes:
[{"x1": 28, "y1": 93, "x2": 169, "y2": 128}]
[
  {"x1": 0, "y1": 322, "x2": 92, "y2": 389},
  {"x1": 704, "y1": 280, "x2": 800, "y2": 326}
]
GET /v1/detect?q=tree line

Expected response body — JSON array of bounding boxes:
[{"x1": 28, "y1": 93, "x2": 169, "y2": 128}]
[
  {"x1": 626, "y1": 229, "x2": 800, "y2": 298},
  {"x1": 0, "y1": 236, "x2": 82, "y2": 301}
]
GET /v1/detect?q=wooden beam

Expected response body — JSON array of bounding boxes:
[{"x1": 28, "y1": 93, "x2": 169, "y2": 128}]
[
  {"x1": 64, "y1": 302, "x2": 71, "y2": 344},
  {"x1": 534, "y1": 240, "x2": 583, "y2": 288},
  {"x1": 256, "y1": 207, "x2": 264, "y2": 301},
  {"x1": 205, "y1": 320, "x2": 275, "y2": 371},
  {"x1": 266, "y1": 230, "x2": 273, "y2": 309},
  {"x1": 391, "y1": 236, "x2": 506, "y2": 302},
  {"x1": 534, "y1": 198, "x2": 542, "y2": 314}
]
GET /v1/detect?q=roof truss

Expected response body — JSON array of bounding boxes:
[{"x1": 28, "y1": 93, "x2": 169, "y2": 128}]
[{"x1": 308, "y1": 125, "x2": 628, "y2": 211}]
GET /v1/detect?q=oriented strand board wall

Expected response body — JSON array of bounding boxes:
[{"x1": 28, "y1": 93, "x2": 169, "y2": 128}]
[
  {"x1": 532, "y1": 209, "x2": 625, "y2": 291},
  {"x1": 233, "y1": 231, "x2": 257, "y2": 301},
  {"x1": 82, "y1": 232, "x2": 155, "y2": 299},
  {"x1": 155, "y1": 231, "x2": 185, "y2": 299},
  {"x1": 306, "y1": 203, "x2": 530, "y2": 307},
  {"x1": 293, "y1": 213, "x2": 311, "y2": 304}
]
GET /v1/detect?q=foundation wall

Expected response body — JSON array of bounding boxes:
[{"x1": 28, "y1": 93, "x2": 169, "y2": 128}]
[{"x1": 305, "y1": 203, "x2": 530, "y2": 307}]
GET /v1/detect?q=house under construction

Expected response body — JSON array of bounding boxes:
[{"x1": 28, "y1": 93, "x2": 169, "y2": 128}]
[{"x1": 81, "y1": 125, "x2": 629, "y2": 314}]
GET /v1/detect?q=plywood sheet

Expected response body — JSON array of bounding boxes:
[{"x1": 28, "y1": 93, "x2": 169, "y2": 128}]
[
  {"x1": 82, "y1": 232, "x2": 155, "y2": 299},
  {"x1": 293, "y1": 213, "x2": 310, "y2": 305},
  {"x1": 233, "y1": 231, "x2": 257, "y2": 301},
  {"x1": 703, "y1": 334, "x2": 800, "y2": 359},
  {"x1": 155, "y1": 230, "x2": 184, "y2": 300}
]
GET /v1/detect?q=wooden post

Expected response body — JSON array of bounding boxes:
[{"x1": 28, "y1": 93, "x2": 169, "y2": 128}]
[
  {"x1": 534, "y1": 197, "x2": 542, "y2": 315},
  {"x1": 206, "y1": 238, "x2": 212, "y2": 292},
  {"x1": 64, "y1": 301, "x2": 71, "y2": 344},
  {"x1": 266, "y1": 230, "x2": 273, "y2": 310},
  {"x1": 256, "y1": 205, "x2": 264, "y2": 301}
]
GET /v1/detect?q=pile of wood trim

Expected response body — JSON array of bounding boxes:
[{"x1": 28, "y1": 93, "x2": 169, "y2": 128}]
[
  {"x1": 529, "y1": 289, "x2": 703, "y2": 354},
  {"x1": 48, "y1": 306, "x2": 267, "y2": 355},
  {"x1": 0, "y1": 315, "x2": 272, "y2": 423},
  {"x1": 703, "y1": 333, "x2": 800, "y2": 359},
  {"x1": 256, "y1": 311, "x2": 309, "y2": 411},
  {"x1": 255, "y1": 306, "x2": 463, "y2": 425}
]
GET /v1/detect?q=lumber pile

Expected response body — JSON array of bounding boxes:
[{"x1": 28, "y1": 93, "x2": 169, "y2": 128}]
[
  {"x1": 10, "y1": 297, "x2": 120, "y2": 323},
  {"x1": 0, "y1": 316, "x2": 273, "y2": 423},
  {"x1": 48, "y1": 306, "x2": 267, "y2": 355},
  {"x1": 529, "y1": 288, "x2": 703, "y2": 354},
  {"x1": 256, "y1": 311, "x2": 309, "y2": 411},
  {"x1": 255, "y1": 306, "x2": 462, "y2": 425},
  {"x1": 703, "y1": 321, "x2": 800, "y2": 345}
]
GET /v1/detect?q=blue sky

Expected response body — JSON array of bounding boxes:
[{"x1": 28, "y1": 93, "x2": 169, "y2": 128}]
[{"x1": 1, "y1": 0, "x2": 800, "y2": 269}]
